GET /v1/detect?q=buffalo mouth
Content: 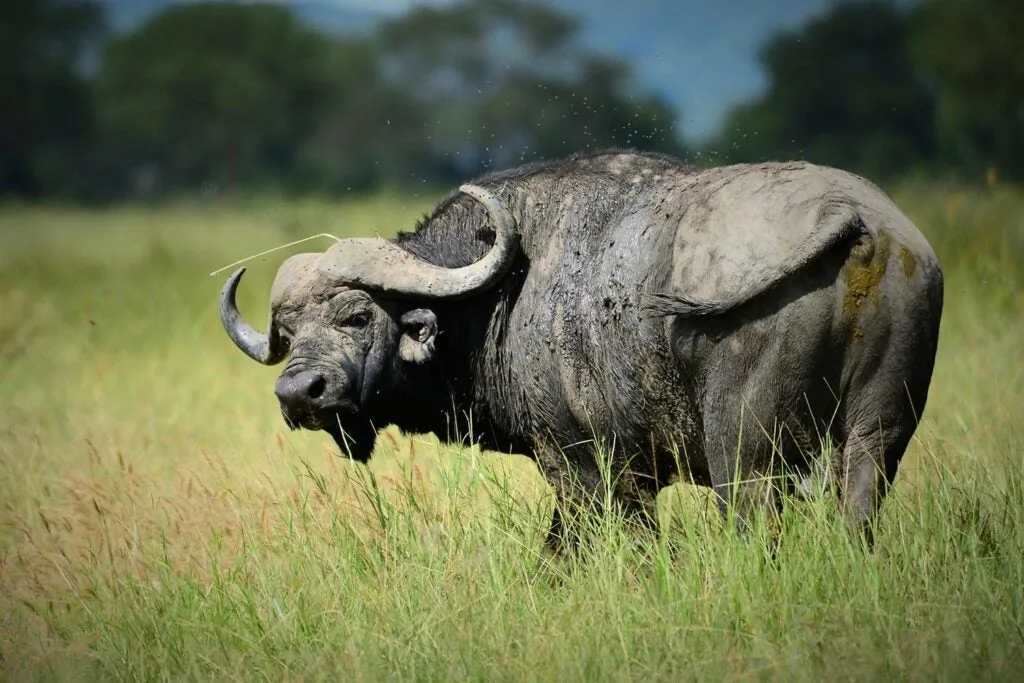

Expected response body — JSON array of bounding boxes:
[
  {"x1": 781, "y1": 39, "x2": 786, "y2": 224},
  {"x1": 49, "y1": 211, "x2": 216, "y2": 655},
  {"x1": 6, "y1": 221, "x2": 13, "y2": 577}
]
[
  {"x1": 279, "y1": 403, "x2": 375, "y2": 461},
  {"x1": 279, "y1": 400, "x2": 358, "y2": 432}
]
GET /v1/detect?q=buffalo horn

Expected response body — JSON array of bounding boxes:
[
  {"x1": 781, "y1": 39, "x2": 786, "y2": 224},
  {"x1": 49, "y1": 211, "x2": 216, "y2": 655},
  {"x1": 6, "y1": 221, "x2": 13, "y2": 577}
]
[
  {"x1": 318, "y1": 184, "x2": 518, "y2": 299},
  {"x1": 219, "y1": 267, "x2": 288, "y2": 365}
]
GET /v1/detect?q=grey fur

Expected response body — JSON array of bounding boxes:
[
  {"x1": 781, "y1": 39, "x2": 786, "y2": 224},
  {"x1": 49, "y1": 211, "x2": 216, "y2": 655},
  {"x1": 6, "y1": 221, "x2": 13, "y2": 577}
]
[{"x1": 220, "y1": 149, "x2": 944, "y2": 551}]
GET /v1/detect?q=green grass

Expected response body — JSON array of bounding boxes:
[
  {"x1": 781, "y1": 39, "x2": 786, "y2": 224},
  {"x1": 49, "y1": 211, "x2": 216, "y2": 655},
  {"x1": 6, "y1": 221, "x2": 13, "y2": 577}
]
[{"x1": 1, "y1": 182, "x2": 1022, "y2": 681}]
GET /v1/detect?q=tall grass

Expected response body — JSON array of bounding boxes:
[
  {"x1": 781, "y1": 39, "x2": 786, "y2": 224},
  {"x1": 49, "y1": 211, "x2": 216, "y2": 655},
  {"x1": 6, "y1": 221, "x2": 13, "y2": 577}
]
[{"x1": 1, "y1": 183, "x2": 1022, "y2": 681}]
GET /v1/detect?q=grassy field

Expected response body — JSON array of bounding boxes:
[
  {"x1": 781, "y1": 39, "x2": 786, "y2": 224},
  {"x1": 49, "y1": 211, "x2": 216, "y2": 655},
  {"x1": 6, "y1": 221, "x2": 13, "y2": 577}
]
[{"x1": 1, "y1": 180, "x2": 1022, "y2": 681}]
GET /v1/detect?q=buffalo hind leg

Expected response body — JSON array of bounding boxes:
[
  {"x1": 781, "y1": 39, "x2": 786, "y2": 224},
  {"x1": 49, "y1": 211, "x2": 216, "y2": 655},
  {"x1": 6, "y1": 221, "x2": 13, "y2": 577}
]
[
  {"x1": 710, "y1": 467, "x2": 783, "y2": 539},
  {"x1": 838, "y1": 417, "x2": 915, "y2": 548},
  {"x1": 837, "y1": 331, "x2": 936, "y2": 547},
  {"x1": 703, "y1": 403, "x2": 786, "y2": 539}
]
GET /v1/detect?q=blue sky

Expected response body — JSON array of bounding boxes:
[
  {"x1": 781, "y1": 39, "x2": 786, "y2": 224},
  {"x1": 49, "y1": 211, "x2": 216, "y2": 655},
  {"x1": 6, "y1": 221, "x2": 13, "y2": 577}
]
[{"x1": 98, "y1": 0, "x2": 881, "y2": 141}]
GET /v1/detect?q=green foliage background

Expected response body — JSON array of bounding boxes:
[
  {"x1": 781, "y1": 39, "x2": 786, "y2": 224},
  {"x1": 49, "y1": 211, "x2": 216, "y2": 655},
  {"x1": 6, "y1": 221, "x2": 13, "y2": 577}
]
[{"x1": 3, "y1": 0, "x2": 1022, "y2": 200}]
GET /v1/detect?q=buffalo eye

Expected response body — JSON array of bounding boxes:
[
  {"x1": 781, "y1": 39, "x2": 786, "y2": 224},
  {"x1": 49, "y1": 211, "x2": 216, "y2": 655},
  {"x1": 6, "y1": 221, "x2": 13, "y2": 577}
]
[
  {"x1": 276, "y1": 325, "x2": 294, "y2": 348},
  {"x1": 340, "y1": 311, "x2": 371, "y2": 329}
]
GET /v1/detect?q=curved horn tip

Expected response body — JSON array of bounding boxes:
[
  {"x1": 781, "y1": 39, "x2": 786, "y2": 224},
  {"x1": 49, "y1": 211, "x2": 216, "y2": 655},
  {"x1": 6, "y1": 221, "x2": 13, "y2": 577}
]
[
  {"x1": 219, "y1": 268, "x2": 249, "y2": 311},
  {"x1": 219, "y1": 265, "x2": 285, "y2": 366}
]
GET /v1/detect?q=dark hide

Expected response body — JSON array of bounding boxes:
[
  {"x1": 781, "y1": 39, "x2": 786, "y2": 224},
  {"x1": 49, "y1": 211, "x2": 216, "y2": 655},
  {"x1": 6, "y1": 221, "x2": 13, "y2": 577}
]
[{"x1": 242, "y1": 148, "x2": 944, "y2": 552}]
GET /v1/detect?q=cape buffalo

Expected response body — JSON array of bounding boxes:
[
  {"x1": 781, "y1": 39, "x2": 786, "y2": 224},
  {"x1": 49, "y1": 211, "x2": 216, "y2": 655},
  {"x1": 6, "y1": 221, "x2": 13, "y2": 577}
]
[{"x1": 219, "y1": 149, "x2": 943, "y2": 549}]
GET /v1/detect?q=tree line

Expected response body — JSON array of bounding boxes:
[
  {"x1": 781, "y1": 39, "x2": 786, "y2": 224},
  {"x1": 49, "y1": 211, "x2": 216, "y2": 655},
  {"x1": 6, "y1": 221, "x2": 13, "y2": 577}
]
[{"x1": 2, "y1": 0, "x2": 1020, "y2": 202}]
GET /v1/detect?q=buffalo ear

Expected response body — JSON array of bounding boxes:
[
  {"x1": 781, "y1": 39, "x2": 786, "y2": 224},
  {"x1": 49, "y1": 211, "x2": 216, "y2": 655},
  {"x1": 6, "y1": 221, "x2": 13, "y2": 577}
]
[{"x1": 398, "y1": 308, "x2": 438, "y2": 364}]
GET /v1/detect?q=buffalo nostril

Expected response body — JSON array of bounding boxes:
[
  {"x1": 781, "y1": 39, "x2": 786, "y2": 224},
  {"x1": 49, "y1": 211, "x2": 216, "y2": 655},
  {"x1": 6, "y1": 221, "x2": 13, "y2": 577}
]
[
  {"x1": 307, "y1": 374, "x2": 325, "y2": 399},
  {"x1": 275, "y1": 370, "x2": 328, "y2": 408}
]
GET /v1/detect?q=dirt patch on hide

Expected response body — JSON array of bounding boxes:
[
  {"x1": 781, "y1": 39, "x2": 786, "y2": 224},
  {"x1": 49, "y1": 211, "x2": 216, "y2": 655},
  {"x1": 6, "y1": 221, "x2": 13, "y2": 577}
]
[
  {"x1": 843, "y1": 233, "x2": 891, "y2": 337},
  {"x1": 899, "y1": 243, "x2": 918, "y2": 279}
]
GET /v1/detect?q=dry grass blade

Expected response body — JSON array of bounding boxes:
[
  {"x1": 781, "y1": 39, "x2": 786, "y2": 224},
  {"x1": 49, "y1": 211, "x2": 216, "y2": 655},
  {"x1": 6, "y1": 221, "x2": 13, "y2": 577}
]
[{"x1": 208, "y1": 233, "x2": 343, "y2": 276}]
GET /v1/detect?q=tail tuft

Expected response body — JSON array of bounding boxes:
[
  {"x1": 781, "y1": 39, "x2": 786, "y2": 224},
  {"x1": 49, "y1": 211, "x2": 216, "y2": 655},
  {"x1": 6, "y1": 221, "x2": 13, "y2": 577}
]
[{"x1": 642, "y1": 292, "x2": 736, "y2": 318}]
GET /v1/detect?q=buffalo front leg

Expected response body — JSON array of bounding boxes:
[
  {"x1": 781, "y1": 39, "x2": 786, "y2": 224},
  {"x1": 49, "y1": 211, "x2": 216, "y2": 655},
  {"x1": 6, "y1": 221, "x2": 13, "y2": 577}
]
[
  {"x1": 545, "y1": 483, "x2": 659, "y2": 554},
  {"x1": 537, "y1": 445, "x2": 659, "y2": 554},
  {"x1": 542, "y1": 461, "x2": 604, "y2": 555}
]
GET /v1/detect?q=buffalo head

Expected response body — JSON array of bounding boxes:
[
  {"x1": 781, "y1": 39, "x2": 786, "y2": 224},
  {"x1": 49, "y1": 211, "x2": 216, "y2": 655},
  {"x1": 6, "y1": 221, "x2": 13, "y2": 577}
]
[{"x1": 219, "y1": 184, "x2": 517, "y2": 459}]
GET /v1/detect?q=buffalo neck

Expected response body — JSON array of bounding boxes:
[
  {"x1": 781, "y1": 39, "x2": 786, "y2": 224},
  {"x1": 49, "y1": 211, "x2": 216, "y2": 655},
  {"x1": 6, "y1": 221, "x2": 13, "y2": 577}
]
[{"x1": 387, "y1": 194, "x2": 532, "y2": 453}]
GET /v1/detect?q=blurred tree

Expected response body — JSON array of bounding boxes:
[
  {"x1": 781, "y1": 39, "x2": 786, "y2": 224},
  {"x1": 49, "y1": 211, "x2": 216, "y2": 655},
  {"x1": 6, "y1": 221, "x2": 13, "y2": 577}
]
[
  {"x1": 24, "y1": 0, "x2": 687, "y2": 199},
  {"x1": 910, "y1": 0, "x2": 1024, "y2": 181},
  {"x1": 293, "y1": 40, "x2": 434, "y2": 193},
  {"x1": 711, "y1": 0, "x2": 935, "y2": 182},
  {"x1": 376, "y1": 0, "x2": 685, "y2": 177},
  {"x1": 0, "y1": 0, "x2": 105, "y2": 197},
  {"x1": 10, "y1": 0, "x2": 1023, "y2": 200},
  {"x1": 95, "y1": 1, "x2": 353, "y2": 195}
]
